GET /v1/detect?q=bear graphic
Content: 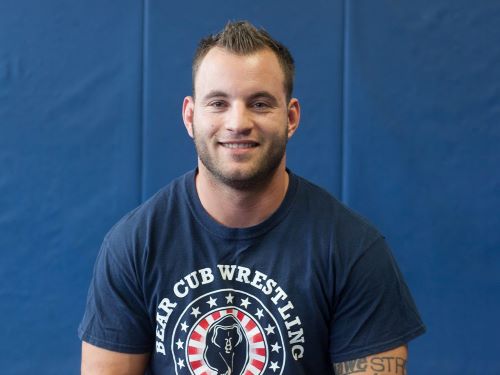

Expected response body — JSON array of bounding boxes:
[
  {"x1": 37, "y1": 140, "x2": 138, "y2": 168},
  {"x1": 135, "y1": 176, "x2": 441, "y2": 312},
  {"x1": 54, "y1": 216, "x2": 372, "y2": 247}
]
[{"x1": 203, "y1": 315, "x2": 249, "y2": 375}]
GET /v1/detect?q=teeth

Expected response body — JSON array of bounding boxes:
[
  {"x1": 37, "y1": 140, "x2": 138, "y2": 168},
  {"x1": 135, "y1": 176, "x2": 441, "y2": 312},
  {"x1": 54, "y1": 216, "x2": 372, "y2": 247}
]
[{"x1": 222, "y1": 143, "x2": 256, "y2": 149}]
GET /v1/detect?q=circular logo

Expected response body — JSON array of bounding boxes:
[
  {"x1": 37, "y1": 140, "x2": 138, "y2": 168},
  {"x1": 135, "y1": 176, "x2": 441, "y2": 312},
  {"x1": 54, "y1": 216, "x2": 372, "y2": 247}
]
[{"x1": 171, "y1": 289, "x2": 286, "y2": 374}]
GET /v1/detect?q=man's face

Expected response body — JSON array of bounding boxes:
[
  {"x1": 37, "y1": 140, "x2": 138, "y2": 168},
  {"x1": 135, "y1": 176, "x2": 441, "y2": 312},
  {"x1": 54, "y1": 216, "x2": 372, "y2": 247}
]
[{"x1": 183, "y1": 47, "x2": 300, "y2": 189}]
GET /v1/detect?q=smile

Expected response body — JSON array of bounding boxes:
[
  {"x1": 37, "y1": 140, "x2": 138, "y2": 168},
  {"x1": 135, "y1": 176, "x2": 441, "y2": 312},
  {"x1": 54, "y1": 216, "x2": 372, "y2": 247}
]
[{"x1": 219, "y1": 143, "x2": 258, "y2": 149}]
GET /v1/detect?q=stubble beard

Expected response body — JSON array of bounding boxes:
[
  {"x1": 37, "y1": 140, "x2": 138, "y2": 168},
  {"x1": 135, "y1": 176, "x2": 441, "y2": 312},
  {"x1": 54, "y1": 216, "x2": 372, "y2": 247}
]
[{"x1": 192, "y1": 123, "x2": 288, "y2": 191}]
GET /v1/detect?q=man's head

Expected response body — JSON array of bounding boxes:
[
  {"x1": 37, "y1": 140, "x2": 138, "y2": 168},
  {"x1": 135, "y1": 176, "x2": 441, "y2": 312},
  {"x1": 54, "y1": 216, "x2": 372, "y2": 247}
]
[
  {"x1": 183, "y1": 21, "x2": 300, "y2": 191},
  {"x1": 192, "y1": 21, "x2": 295, "y2": 101}
]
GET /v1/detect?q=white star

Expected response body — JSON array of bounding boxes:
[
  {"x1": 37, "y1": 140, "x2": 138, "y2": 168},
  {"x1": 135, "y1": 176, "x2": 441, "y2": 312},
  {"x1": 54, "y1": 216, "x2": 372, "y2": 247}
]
[
  {"x1": 264, "y1": 324, "x2": 275, "y2": 335},
  {"x1": 177, "y1": 358, "x2": 185, "y2": 369},
  {"x1": 240, "y1": 297, "x2": 251, "y2": 309},
  {"x1": 190, "y1": 306, "x2": 201, "y2": 318},
  {"x1": 206, "y1": 296, "x2": 217, "y2": 308},
  {"x1": 271, "y1": 342, "x2": 281, "y2": 353},
  {"x1": 180, "y1": 321, "x2": 188, "y2": 332},
  {"x1": 255, "y1": 308, "x2": 264, "y2": 320},
  {"x1": 175, "y1": 339, "x2": 184, "y2": 349},
  {"x1": 225, "y1": 293, "x2": 234, "y2": 304},
  {"x1": 269, "y1": 361, "x2": 280, "y2": 372}
]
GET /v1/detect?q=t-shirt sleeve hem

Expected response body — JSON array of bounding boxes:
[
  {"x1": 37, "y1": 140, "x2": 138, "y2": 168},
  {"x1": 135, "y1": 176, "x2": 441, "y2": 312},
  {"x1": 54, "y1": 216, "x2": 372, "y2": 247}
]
[
  {"x1": 330, "y1": 324, "x2": 426, "y2": 364},
  {"x1": 78, "y1": 327, "x2": 152, "y2": 354}
]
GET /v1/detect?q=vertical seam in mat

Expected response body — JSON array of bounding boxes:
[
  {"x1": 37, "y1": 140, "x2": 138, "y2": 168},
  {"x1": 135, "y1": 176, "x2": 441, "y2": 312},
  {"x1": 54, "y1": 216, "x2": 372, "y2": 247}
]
[
  {"x1": 139, "y1": 0, "x2": 147, "y2": 203},
  {"x1": 339, "y1": 0, "x2": 348, "y2": 202}
]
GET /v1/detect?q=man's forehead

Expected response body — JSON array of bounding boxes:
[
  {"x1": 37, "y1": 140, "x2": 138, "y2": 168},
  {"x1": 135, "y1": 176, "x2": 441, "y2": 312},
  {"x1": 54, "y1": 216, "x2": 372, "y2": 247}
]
[{"x1": 194, "y1": 47, "x2": 286, "y2": 98}]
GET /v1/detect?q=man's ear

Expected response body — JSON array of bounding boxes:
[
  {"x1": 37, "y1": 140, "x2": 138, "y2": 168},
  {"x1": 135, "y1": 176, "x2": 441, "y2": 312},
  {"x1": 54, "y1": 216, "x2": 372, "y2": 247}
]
[
  {"x1": 287, "y1": 98, "x2": 300, "y2": 139},
  {"x1": 182, "y1": 96, "x2": 195, "y2": 138}
]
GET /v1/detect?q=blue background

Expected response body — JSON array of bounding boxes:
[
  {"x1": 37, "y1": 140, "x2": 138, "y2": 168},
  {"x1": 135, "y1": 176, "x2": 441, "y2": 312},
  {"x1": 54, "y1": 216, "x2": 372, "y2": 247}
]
[{"x1": 1, "y1": 1, "x2": 499, "y2": 373}]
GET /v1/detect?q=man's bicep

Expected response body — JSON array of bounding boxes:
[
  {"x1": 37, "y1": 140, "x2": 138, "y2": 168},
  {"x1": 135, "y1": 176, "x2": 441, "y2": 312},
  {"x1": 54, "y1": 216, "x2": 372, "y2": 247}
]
[
  {"x1": 81, "y1": 341, "x2": 150, "y2": 375},
  {"x1": 333, "y1": 345, "x2": 408, "y2": 375}
]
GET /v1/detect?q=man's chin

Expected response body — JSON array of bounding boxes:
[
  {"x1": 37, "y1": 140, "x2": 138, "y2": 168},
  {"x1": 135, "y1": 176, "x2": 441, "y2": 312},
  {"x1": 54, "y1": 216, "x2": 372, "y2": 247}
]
[
  {"x1": 198, "y1": 151, "x2": 286, "y2": 190},
  {"x1": 209, "y1": 168, "x2": 274, "y2": 190},
  {"x1": 218, "y1": 171, "x2": 260, "y2": 189}
]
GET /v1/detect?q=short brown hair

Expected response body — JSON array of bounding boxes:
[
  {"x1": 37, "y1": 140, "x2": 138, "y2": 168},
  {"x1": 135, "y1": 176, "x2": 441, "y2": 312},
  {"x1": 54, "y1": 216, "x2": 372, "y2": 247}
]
[{"x1": 192, "y1": 21, "x2": 295, "y2": 101}]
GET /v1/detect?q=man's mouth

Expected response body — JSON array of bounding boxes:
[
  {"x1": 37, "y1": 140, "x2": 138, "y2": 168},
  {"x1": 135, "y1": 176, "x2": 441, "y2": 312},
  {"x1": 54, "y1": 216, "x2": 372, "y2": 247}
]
[{"x1": 219, "y1": 142, "x2": 258, "y2": 149}]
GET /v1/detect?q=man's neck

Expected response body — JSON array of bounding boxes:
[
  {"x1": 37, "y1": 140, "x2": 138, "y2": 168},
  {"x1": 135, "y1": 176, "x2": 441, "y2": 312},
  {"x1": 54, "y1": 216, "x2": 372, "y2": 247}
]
[{"x1": 195, "y1": 164, "x2": 289, "y2": 228}]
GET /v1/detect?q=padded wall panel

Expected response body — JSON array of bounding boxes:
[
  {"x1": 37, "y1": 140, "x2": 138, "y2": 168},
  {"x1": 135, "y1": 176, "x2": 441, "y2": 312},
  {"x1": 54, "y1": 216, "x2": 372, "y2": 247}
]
[
  {"x1": 2, "y1": 1, "x2": 498, "y2": 373},
  {"x1": 0, "y1": 1, "x2": 144, "y2": 373},
  {"x1": 142, "y1": 0, "x2": 344, "y2": 197},
  {"x1": 343, "y1": 1, "x2": 500, "y2": 373}
]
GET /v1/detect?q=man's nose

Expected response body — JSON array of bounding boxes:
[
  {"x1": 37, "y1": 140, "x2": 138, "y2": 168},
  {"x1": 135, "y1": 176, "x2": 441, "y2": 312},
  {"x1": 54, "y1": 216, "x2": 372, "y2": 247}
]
[{"x1": 225, "y1": 102, "x2": 252, "y2": 133}]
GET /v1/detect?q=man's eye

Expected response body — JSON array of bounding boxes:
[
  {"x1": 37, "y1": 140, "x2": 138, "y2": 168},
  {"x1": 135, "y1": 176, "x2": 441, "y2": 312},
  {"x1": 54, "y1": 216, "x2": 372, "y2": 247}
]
[
  {"x1": 253, "y1": 102, "x2": 269, "y2": 109},
  {"x1": 209, "y1": 101, "x2": 225, "y2": 108}
]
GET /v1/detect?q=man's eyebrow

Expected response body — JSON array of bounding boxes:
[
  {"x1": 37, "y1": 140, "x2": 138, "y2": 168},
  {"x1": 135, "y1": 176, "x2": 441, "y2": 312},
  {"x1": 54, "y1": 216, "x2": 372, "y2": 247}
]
[
  {"x1": 202, "y1": 91, "x2": 229, "y2": 101},
  {"x1": 247, "y1": 91, "x2": 279, "y2": 105},
  {"x1": 201, "y1": 90, "x2": 279, "y2": 105}
]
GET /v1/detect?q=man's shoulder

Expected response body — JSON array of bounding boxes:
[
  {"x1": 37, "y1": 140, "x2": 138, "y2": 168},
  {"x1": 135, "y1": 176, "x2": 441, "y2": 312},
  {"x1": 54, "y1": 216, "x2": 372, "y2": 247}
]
[
  {"x1": 293, "y1": 173, "x2": 382, "y2": 245},
  {"x1": 294, "y1": 174, "x2": 373, "y2": 223},
  {"x1": 104, "y1": 171, "x2": 193, "y2": 245}
]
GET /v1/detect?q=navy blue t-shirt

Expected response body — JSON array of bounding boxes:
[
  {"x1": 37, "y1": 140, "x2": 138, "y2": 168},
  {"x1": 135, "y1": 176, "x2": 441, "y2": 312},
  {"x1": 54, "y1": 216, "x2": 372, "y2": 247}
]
[{"x1": 79, "y1": 170, "x2": 425, "y2": 374}]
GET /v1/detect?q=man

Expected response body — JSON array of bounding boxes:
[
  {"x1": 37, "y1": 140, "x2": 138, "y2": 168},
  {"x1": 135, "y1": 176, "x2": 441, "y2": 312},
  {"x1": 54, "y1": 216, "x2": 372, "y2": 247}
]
[{"x1": 79, "y1": 21, "x2": 425, "y2": 374}]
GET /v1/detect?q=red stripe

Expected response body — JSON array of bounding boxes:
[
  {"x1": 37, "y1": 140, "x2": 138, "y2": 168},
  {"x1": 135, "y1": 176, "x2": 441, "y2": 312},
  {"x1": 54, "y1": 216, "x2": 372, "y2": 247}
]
[
  {"x1": 190, "y1": 360, "x2": 202, "y2": 370},
  {"x1": 252, "y1": 332, "x2": 263, "y2": 343},
  {"x1": 251, "y1": 358, "x2": 265, "y2": 370},
  {"x1": 199, "y1": 319, "x2": 209, "y2": 330},
  {"x1": 237, "y1": 310, "x2": 244, "y2": 321},
  {"x1": 212, "y1": 310, "x2": 221, "y2": 320},
  {"x1": 191, "y1": 331, "x2": 202, "y2": 341},
  {"x1": 245, "y1": 319, "x2": 256, "y2": 331},
  {"x1": 254, "y1": 347, "x2": 266, "y2": 356},
  {"x1": 188, "y1": 346, "x2": 199, "y2": 355}
]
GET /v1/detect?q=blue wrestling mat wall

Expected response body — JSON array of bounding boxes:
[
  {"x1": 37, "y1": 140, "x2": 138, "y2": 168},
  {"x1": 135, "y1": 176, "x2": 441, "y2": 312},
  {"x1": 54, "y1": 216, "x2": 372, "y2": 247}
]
[{"x1": 1, "y1": 1, "x2": 499, "y2": 373}]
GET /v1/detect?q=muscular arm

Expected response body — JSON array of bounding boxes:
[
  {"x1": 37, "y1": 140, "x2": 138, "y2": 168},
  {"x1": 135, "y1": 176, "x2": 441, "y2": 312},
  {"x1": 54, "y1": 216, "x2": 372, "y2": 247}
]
[
  {"x1": 333, "y1": 345, "x2": 408, "y2": 375},
  {"x1": 81, "y1": 341, "x2": 150, "y2": 375}
]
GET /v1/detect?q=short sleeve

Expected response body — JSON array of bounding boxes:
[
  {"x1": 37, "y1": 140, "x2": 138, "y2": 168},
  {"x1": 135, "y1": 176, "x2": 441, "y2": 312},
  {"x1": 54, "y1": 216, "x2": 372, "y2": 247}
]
[
  {"x1": 329, "y1": 236, "x2": 425, "y2": 363},
  {"x1": 78, "y1": 236, "x2": 152, "y2": 353}
]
